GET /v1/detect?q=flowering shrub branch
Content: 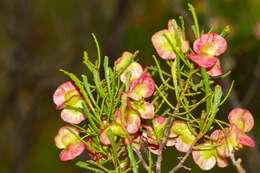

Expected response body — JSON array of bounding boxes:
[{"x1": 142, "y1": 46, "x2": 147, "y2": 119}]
[{"x1": 52, "y1": 3, "x2": 255, "y2": 173}]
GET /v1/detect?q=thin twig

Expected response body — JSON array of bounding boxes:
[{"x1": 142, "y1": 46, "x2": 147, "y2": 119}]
[
  {"x1": 169, "y1": 148, "x2": 192, "y2": 173},
  {"x1": 230, "y1": 153, "x2": 246, "y2": 173},
  {"x1": 155, "y1": 104, "x2": 180, "y2": 173},
  {"x1": 155, "y1": 68, "x2": 195, "y2": 173},
  {"x1": 169, "y1": 133, "x2": 203, "y2": 173},
  {"x1": 134, "y1": 149, "x2": 152, "y2": 172}
]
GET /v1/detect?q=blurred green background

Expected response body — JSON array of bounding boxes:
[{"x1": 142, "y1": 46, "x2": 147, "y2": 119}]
[{"x1": 0, "y1": 0, "x2": 259, "y2": 172}]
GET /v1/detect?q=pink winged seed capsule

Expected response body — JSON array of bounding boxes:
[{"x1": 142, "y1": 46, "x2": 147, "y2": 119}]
[
  {"x1": 238, "y1": 133, "x2": 255, "y2": 147},
  {"x1": 152, "y1": 116, "x2": 167, "y2": 128},
  {"x1": 152, "y1": 116, "x2": 168, "y2": 138},
  {"x1": 99, "y1": 123, "x2": 128, "y2": 145},
  {"x1": 192, "y1": 149, "x2": 217, "y2": 170},
  {"x1": 191, "y1": 129, "x2": 234, "y2": 170},
  {"x1": 188, "y1": 52, "x2": 218, "y2": 69},
  {"x1": 228, "y1": 108, "x2": 254, "y2": 132},
  {"x1": 127, "y1": 70, "x2": 155, "y2": 100},
  {"x1": 120, "y1": 62, "x2": 143, "y2": 84},
  {"x1": 113, "y1": 108, "x2": 141, "y2": 134},
  {"x1": 211, "y1": 126, "x2": 239, "y2": 158},
  {"x1": 129, "y1": 101, "x2": 155, "y2": 119},
  {"x1": 151, "y1": 19, "x2": 189, "y2": 60},
  {"x1": 189, "y1": 33, "x2": 227, "y2": 68},
  {"x1": 167, "y1": 19, "x2": 189, "y2": 53},
  {"x1": 228, "y1": 108, "x2": 255, "y2": 147},
  {"x1": 59, "y1": 96, "x2": 85, "y2": 124},
  {"x1": 207, "y1": 59, "x2": 223, "y2": 77},
  {"x1": 61, "y1": 108, "x2": 85, "y2": 124},
  {"x1": 151, "y1": 29, "x2": 177, "y2": 60},
  {"x1": 170, "y1": 120, "x2": 196, "y2": 152},
  {"x1": 211, "y1": 125, "x2": 255, "y2": 160},
  {"x1": 152, "y1": 116, "x2": 177, "y2": 147},
  {"x1": 193, "y1": 33, "x2": 227, "y2": 57},
  {"x1": 124, "y1": 110, "x2": 141, "y2": 134},
  {"x1": 53, "y1": 81, "x2": 80, "y2": 109},
  {"x1": 54, "y1": 126, "x2": 85, "y2": 161},
  {"x1": 59, "y1": 142, "x2": 85, "y2": 161},
  {"x1": 114, "y1": 51, "x2": 134, "y2": 72},
  {"x1": 192, "y1": 142, "x2": 228, "y2": 170},
  {"x1": 114, "y1": 51, "x2": 143, "y2": 84},
  {"x1": 142, "y1": 125, "x2": 160, "y2": 154}
]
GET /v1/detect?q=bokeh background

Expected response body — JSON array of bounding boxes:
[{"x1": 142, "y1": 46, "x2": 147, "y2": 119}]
[{"x1": 0, "y1": 0, "x2": 260, "y2": 173}]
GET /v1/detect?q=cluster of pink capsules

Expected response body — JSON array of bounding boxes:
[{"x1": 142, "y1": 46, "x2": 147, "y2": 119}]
[{"x1": 52, "y1": 17, "x2": 255, "y2": 171}]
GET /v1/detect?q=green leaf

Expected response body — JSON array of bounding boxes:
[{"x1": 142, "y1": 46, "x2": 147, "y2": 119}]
[
  {"x1": 201, "y1": 68, "x2": 212, "y2": 112},
  {"x1": 148, "y1": 151, "x2": 153, "y2": 173},
  {"x1": 203, "y1": 85, "x2": 223, "y2": 133},
  {"x1": 179, "y1": 16, "x2": 185, "y2": 33},
  {"x1": 220, "y1": 80, "x2": 234, "y2": 105},
  {"x1": 82, "y1": 103, "x2": 100, "y2": 133},
  {"x1": 152, "y1": 55, "x2": 175, "y2": 90},
  {"x1": 104, "y1": 56, "x2": 113, "y2": 100},
  {"x1": 91, "y1": 33, "x2": 101, "y2": 69},
  {"x1": 83, "y1": 51, "x2": 96, "y2": 69},
  {"x1": 188, "y1": 3, "x2": 200, "y2": 38},
  {"x1": 114, "y1": 51, "x2": 139, "y2": 78},
  {"x1": 60, "y1": 69, "x2": 99, "y2": 117},
  {"x1": 171, "y1": 19, "x2": 181, "y2": 49},
  {"x1": 211, "y1": 85, "x2": 223, "y2": 115},
  {"x1": 82, "y1": 74, "x2": 100, "y2": 110},
  {"x1": 60, "y1": 69, "x2": 88, "y2": 100},
  {"x1": 106, "y1": 129, "x2": 120, "y2": 172},
  {"x1": 127, "y1": 145, "x2": 139, "y2": 173},
  {"x1": 171, "y1": 59, "x2": 179, "y2": 99},
  {"x1": 199, "y1": 110, "x2": 207, "y2": 130},
  {"x1": 163, "y1": 32, "x2": 191, "y2": 67},
  {"x1": 84, "y1": 63, "x2": 106, "y2": 98},
  {"x1": 76, "y1": 161, "x2": 105, "y2": 173}
]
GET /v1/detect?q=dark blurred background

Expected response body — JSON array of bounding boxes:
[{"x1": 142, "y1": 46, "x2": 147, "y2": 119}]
[{"x1": 0, "y1": 0, "x2": 259, "y2": 173}]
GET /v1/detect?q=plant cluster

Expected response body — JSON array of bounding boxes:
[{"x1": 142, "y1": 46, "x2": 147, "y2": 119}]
[{"x1": 53, "y1": 4, "x2": 255, "y2": 173}]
